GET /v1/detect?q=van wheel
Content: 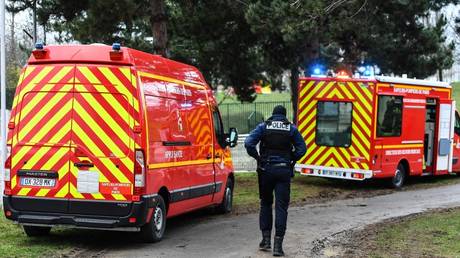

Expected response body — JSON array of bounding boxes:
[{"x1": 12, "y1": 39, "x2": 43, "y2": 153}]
[
  {"x1": 23, "y1": 225, "x2": 51, "y2": 237},
  {"x1": 140, "y1": 195, "x2": 166, "y2": 243},
  {"x1": 216, "y1": 178, "x2": 233, "y2": 214},
  {"x1": 390, "y1": 163, "x2": 406, "y2": 189}
]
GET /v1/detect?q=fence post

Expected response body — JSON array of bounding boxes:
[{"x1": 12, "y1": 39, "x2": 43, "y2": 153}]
[{"x1": 227, "y1": 104, "x2": 230, "y2": 129}]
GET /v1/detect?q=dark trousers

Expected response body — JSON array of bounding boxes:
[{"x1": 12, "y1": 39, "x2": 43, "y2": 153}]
[{"x1": 258, "y1": 163, "x2": 291, "y2": 237}]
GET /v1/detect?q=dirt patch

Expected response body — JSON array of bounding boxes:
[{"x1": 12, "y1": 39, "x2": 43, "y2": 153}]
[{"x1": 315, "y1": 207, "x2": 460, "y2": 258}]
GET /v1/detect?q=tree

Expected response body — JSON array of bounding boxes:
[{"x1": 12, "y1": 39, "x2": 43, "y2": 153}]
[{"x1": 245, "y1": 0, "x2": 458, "y2": 121}]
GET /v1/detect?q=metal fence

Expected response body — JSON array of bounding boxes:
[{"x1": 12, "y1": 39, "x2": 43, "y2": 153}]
[{"x1": 219, "y1": 101, "x2": 293, "y2": 134}]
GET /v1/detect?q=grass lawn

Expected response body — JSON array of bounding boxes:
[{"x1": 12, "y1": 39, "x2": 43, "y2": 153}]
[
  {"x1": 364, "y1": 208, "x2": 460, "y2": 258},
  {"x1": 0, "y1": 215, "x2": 75, "y2": 258}
]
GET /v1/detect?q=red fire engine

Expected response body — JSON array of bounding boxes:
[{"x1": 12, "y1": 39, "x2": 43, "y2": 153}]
[
  {"x1": 295, "y1": 76, "x2": 460, "y2": 188},
  {"x1": 3, "y1": 43, "x2": 238, "y2": 242}
]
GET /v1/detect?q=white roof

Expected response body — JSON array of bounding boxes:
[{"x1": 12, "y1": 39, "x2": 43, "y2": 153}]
[{"x1": 375, "y1": 76, "x2": 450, "y2": 88}]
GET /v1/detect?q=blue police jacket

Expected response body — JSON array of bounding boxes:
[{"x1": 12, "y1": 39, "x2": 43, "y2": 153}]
[{"x1": 244, "y1": 114, "x2": 307, "y2": 163}]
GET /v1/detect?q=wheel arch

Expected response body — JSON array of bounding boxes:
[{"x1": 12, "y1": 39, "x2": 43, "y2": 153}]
[
  {"x1": 158, "y1": 186, "x2": 170, "y2": 213},
  {"x1": 398, "y1": 159, "x2": 410, "y2": 176}
]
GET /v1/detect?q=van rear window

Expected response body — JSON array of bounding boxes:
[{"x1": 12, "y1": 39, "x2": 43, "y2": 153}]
[{"x1": 316, "y1": 101, "x2": 352, "y2": 148}]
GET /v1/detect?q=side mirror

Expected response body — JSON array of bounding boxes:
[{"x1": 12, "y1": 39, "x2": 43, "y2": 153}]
[{"x1": 226, "y1": 127, "x2": 238, "y2": 148}]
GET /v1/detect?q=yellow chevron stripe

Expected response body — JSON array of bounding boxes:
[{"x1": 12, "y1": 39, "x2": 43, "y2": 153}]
[
  {"x1": 70, "y1": 121, "x2": 131, "y2": 184},
  {"x1": 149, "y1": 159, "x2": 214, "y2": 169},
  {"x1": 69, "y1": 183, "x2": 84, "y2": 199},
  {"x1": 19, "y1": 66, "x2": 55, "y2": 95},
  {"x1": 139, "y1": 71, "x2": 206, "y2": 90},
  {"x1": 306, "y1": 146, "x2": 326, "y2": 164},
  {"x1": 11, "y1": 175, "x2": 17, "y2": 189},
  {"x1": 353, "y1": 101, "x2": 371, "y2": 124},
  {"x1": 353, "y1": 111, "x2": 371, "y2": 137},
  {"x1": 97, "y1": 67, "x2": 140, "y2": 112},
  {"x1": 299, "y1": 107, "x2": 317, "y2": 131},
  {"x1": 299, "y1": 98, "x2": 319, "y2": 123},
  {"x1": 298, "y1": 81, "x2": 325, "y2": 113},
  {"x1": 315, "y1": 149, "x2": 333, "y2": 165},
  {"x1": 36, "y1": 188, "x2": 51, "y2": 197},
  {"x1": 299, "y1": 81, "x2": 315, "y2": 98},
  {"x1": 352, "y1": 121, "x2": 370, "y2": 148},
  {"x1": 316, "y1": 82, "x2": 335, "y2": 98},
  {"x1": 327, "y1": 88, "x2": 344, "y2": 99},
  {"x1": 91, "y1": 193, "x2": 105, "y2": 200},
  {"x1": 18, "y1": 97, "x2": 73, "y2": 143},
  {"x1": 17, "y1": 188, "x2": 31, "y2": 196},
  {"x1": 331, "y1": 149, "x2": 349, "y2": 168},
  {"x1": 41, "y1": 148, "x2": 69, "y2": 172},
  {"x1": 19, "y1": 81, "x2": 73, "y2": 125},
  {"x1": 20, "y1": 147, "x2": 54, "y2": 170},
  {"x1": 73, "y1": 101, "x2": 131, "y2": 161},
  {"x1": 338, "y1": 148, "x2": 360, "y2": 169},
  {"x1": 111, "y1": 194, "x2": 127, "y2": 201},
  {"x1": 338, "y1": 84, "x2": 355, "y2": 100},
  {"x1": 55, "y1": 182, "x2": 69, "y2": 198},
  {"x1": 76, "y1": 92, "x2": 131, "y2": 151}
]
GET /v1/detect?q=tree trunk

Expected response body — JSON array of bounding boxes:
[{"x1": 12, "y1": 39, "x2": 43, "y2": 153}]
[
  {"x1": 149, "y1": 0, "x2": 168, "y2": 57},
  {"x1": 290, "y1": 67, "x2": 299, "y2": 123},
  {"x1": 438, "y1": 69, "x2": 443, "y2": 82}
]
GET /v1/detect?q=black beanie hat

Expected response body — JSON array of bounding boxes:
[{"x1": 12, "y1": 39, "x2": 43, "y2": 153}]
[{"x1": 272, "y1": 105, "x2": 287, "y2": 116}]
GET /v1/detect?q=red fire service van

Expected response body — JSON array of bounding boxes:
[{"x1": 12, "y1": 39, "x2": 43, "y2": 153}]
[
  {"x1": 3, "y1": 43, "x2": 238, "y2": 242},
  {"x1": 295, "y1": 76, "x2": 460, "y2": 188}
]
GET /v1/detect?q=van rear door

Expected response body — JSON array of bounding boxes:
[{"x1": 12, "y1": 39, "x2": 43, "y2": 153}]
[
  {"x1": 11, "y1": 65, "x2": 75, "y2": 213},
  {"x1": 68, "y1": 65, "x2": 138, "y2": 215}
]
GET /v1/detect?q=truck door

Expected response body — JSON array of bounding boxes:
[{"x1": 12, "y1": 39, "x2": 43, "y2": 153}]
[
  {"x1": 211, "y1": 107, "x2": 230, "y2": 201},
  {"x1": 68, "y1": 65, "x2": 137, "y2": 215},
  {"x1": 10, "y1": 65, "x2": 75, "y2": 213},
  {"x1": 435, "y1": 101, "x2": 455, "y2": 173}
]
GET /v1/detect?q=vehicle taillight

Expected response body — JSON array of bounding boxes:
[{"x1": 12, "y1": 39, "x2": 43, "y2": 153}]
[
  {"x1": 134, "y1": 149, "x2": 145, "y2": 196},
  {"x1": 4, "y1": 145, "x2": 11, "y2": 195}
]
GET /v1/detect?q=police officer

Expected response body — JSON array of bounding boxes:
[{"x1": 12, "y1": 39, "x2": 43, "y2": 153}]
[{"x1": 244, "y1": 105, "x2": 307, "y2": 257}]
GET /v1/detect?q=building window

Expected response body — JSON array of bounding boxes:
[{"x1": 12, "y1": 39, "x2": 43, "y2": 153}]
[
  {"x1": 316, "y1": 101, "x2": 353, "y2": 147},
  {"x1": 377, "y1": 95, "x2": 403, "y2": 137}
]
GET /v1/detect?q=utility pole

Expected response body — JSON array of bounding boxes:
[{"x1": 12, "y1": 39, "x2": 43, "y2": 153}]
[
  {"x1": 33, "y1": 0, "x2": 37, "y2": 43},
  {"x1": 0, "y1": 0, "x2": 6, "y2": 201}
]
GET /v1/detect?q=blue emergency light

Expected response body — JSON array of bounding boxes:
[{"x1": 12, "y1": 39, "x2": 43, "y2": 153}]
[
  {"x1": 310, "y1": 64, "x2": 326, "y2": 77},
  {"x1": 112, "y1": 43, "x2": 121, "y2": 51},
  {"x1": 35, "y1": 42, "x2": 44, "y2": 50}
]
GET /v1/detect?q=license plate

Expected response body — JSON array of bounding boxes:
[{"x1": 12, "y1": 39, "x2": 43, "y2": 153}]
[
  {"x1": 20, "y1": 177, "x2": 56, "y2": 187},
  {"x1": 323, "y1": 170, "x2": 341, "y2": 177}
]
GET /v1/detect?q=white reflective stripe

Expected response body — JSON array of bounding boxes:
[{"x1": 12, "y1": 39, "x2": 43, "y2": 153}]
[
  {"x1": 401, "y1": 140, "x2": 424, "y2": 144},
  {"x1": 295, "y1": 164, "x2": 372, "y2": 174},
  {"x1": 405, "y1": 105, "x2": 425, "y2": 109}
]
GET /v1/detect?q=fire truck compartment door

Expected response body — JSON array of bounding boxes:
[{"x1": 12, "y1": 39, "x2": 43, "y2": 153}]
[{"x1": 436, "y1": 102, "x2": 455, "y2": 172}]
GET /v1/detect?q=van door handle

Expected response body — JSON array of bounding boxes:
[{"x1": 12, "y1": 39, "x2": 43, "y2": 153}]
[
  {"x1": 206, "y1": 154, "x2": 212, "y2": 160},
  {"x1": 74, "y1": 162, "x2": 94, "y2": 168},
  {"x1": 215, "y1": 154, "x2": 221, "y2": 159}
]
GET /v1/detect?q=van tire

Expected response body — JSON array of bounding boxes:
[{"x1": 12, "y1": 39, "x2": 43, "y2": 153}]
[
  {"x1": 140, "y1": 195, "x2": 166, "y2": 243},
  {"x1": 23, "y1": 225, "x2": 51, "y2": 237},
  {"x1": 390, "y1": 163, "x2": 406, "y2": 189},
  {"x1": 216, "y1": 178, "x2": 233, "y2": 214}
]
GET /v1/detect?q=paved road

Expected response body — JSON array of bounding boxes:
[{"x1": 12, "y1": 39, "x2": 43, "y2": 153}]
[{"x1": 101, "y1": 184, "x2": 460, "y2": 258}]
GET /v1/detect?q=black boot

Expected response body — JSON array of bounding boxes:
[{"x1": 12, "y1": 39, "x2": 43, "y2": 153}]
[
  {"x1": 259, "y1": 231, "x2": 271, "y2": 251},
  {"x1": 273, "y1": 236, "x2": 284, "y2": 256}
]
